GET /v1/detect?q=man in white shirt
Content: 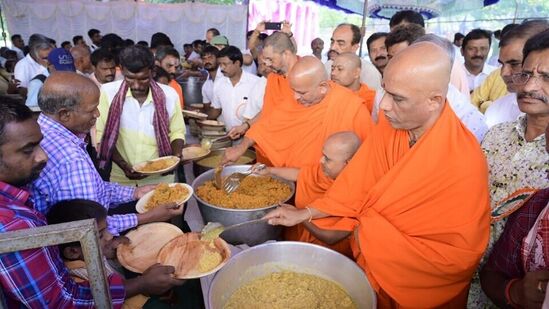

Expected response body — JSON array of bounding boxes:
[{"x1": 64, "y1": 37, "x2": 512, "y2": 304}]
[
  {"x1": 325, "y1": 23, "x2": 382, "y2": 90},
  {"x1": 310, "y1": 38, "x2": 327, "y2": 63},
  {"x1": 88, "y1": 29, "x2": 102, "y2": 51},
  {"x1": 10, "y1": 34, "x2": 25, "y2": 60},
  {"x1": 208, "y1": 46, "x2": 260, "y2": 132},
  {"x1": 70, "y1": 45, "x2": 93, "y2": 76},
  {"x1": 484, "y1": 20, "x2": 549, "y2": 128},
  {"x1": 201, "y1": 45, "x2": 220, "y2": 105},
  {"x1": 242, "y1": 51, "x2": 272, "y2": 120},
  {"x1": 462, "y1": 29, "x2": 498, "y2": 91},
  {"x1": 14, "y1": 34, "x2": 52, "y2": 99}
]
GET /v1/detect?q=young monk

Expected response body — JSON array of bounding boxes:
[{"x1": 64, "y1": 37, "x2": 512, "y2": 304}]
[
  {"x1": 46, "y1": 199, "x2": 165, "y2": 309},
  {"x1": 331, "y1": 52, "x2": 376, "y2": 113},
  {"x1": 264, "y1": 42, "x2": 490, "y2": 307},
  {"x1": 254, "y1": 131, "x2": 360, "y2": 256}
]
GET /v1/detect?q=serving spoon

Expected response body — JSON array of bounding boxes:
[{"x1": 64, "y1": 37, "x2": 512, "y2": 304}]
[{"x1": 201, "y1": 218, "x2": 268, "y2": 241}]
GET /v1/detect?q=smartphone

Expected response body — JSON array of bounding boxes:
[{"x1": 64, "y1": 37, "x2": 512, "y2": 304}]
[{"x1": 264, "y1": 22, "x2": 282, "y2": 30}]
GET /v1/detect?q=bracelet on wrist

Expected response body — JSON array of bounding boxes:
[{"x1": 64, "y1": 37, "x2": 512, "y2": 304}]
[
  {"x1": 505, "y1": 278, "x2": 520, "y2": 307},
  {"x1": 305, "y1": 207, "x2": 312, "y2": 223},
  {"x1": 244, "y1": 121, "x2": 251, "y2": 130}
]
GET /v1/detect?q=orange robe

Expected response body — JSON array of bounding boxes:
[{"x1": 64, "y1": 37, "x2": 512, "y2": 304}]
[
  {"x1": 311, "y1": 103, "x2": 490, "y2": 307},
  {"x1": 355, "y1": 83, "x2": 376, "y2": 113},
  {"x1": 246, "y1": 74, "x2": 373, "y2": 168},
  {"x1": 169, "y1": 79, "x2": 185, "y2": 108},
  {"x1": 283, "y1": 164, "x2": 353, "y2": 257}
]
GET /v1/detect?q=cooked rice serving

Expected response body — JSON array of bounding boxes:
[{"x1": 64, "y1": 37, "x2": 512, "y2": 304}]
[
  {"x1": 145, "y1": 183, "x2": 189, "y2": 211},
  {"x1": 138, "y1": 157, "x2": 178, "y2": 172},
  {"x1": 196, "y1": 176, "x2": 291, "y2": 209}
]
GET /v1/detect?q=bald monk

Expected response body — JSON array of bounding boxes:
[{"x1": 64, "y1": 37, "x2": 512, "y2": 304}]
[
  {"x1": 222, "y1": 54, "x2": 372, "y2": 169},
  {"x1": 331, "y1": 52, "x2": 376, "y2": 113},
  {"x1": 264, "y1": 42, "x2": 490, "y2": 307},
  {"x1": 254, "y1": 131, "x2": 361, "y2": 256}
]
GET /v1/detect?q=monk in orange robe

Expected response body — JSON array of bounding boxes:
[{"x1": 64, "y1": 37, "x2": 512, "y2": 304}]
[
  {"x1": 331, "y1": 52, "x2": 376, "y2": 112},
  {"x1": 254, "y1": 131, "x2": 361, "y2": 257},
  {"x1": 264, "y1": 42, "x2": 490, "y2": 307},
  {"x1": 222, "y1": 34, "x2": 373, "y2": 169}
]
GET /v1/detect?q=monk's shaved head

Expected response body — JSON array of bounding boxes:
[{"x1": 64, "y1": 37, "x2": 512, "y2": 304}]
[
  {"x1": 288, "y1": 56, "x2": 330, "y2": 106},
  {"x1": 331, "y1": 52, "x2": 361, "y2": 89},
  {"x1": 38, "y1": 72, "x2": 100, "y2": 134},
  {"x1": 380, "y1": 42, "x2": 451, "y2": 140},
  {"x1": 321, "y1": 131, "x2": 361, "y2": 179}
]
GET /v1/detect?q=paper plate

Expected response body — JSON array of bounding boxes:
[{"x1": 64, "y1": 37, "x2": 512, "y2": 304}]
[
  {"x1": 182, "y1": 145, "x2": 211, "y2": 161},
  {"x1": 117, "y1": 223, "x2": 183, "y2": 273},
  {"x1": 157, "y1": 233, "x2": 231, "y2": 279},
  {"x1": 136, "y1": 183, "x2": 193, "y2": 214},
  {"x1": 198, "y1": 120, "x2": 225, "y2": 127},
  {"x1": 133, "y1": 156, "x2": 180, "y2": 175},
  {"x1": 183, "y1": 110, "x2": 208, "y2": 119}
]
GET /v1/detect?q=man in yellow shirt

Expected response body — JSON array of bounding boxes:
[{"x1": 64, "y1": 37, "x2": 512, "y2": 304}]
[
  {"x1": 96, "y1": 45, "x2": 185, "y2": 186},
  {"x1": 470, "y1": 68, "x2": 508, "y2": 113}
]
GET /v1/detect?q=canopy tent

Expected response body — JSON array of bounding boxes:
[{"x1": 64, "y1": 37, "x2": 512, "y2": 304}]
[{"x1": 310, "y1": 0, "x2": 501, "y2": 19}]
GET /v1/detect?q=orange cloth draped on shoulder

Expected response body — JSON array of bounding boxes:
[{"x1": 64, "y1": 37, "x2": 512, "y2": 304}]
[
  {"x1": 246, "y1": 76, "x2": 373, "y2": 168},
  {"x1": 311, "y1": 103, "x2": 490, "y2": 307},
  {"x1": 283, "y1": 163, "x2": 354, "y2": 257},
  {"x1": 169, "y1": 79, "x2": 185, "y2": 108},
  {"x1": 355, "y1": 83, "x2": 376, "y2": 113}
]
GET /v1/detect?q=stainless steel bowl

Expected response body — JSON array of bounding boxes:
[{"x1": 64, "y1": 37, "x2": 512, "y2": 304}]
[
  {"x1": 191, "y1": 165, "x2": 295, "y2": 245},
  {"x1": 192, "y1": 148, "x2": 256, "y2": 177},
  {"x1": 208, "y1": 241, "x2": 376, "y2": 308}
]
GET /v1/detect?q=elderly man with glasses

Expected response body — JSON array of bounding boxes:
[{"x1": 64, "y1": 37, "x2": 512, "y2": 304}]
[{"x1": 473, "y1": 28, "x2": 549, "y2": 308}]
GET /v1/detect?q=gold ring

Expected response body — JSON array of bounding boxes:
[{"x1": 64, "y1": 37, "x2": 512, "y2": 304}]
[{"x1": 538, "y1": 281, "x2": 546, "y2": 293}]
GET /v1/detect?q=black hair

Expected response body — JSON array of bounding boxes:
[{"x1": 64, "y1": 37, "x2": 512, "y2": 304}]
[
  {"x1": 88, "y1": 29, "x2": 100, "y2": 39},
  {"x1": 100, "y1": 33, "x2": 125, "y2": 61},
  {"x1": 201, "y1": 45, "x2": 219, "y2": 58},
  {"x1": 390, "y1": 10, "x2": 425, "y2": 28},
  {"x1": 152, "y1": 65, "x2": 171, "y2": 83},
  {"x1": 155, "y1": 46, "x2": 180, "y2": 62},
  {"x1": 217, "y1": 46, "x2": 243, "y2": 67},
  {"x1": 90, "y1": 48, "x2": 115, "y2": 67},
  {"x1": 137, "y1": 40, "x2": 149, "y2": 47},
  {"x1": 124, "y1": 39, "x2": 135, "y2": 47},
  {"x1": 0, "y1": 97, "x2": 33, "y2": 146},
  {"x1": 259, "y1": 33, "x2": 268, "y2": 41},
  {"x1": 48, "y1": 38, "x2": 56, "y2": 47},
  {"x1": 501, "y1": 23, "x2": 520, "y2": 38},
  {"x1": 499, "y1": 20, "x2": 549, "y2": 48},
  {"x1": 462, "y1": 29, "x2": 492, "y2": 49},
  {"x1": 453, "y1": 33, "x2": 464, "y2": 42},
  {"x1": 61, "y1": 41, "x2": 71, "y2": 49},
  {"x1": 385, "y1": 24, "x2": 426, "y2": 49},
  {"x1": 192, "y1": 40, "x2": 206, "y2": 48},
  {"x1": 119, "y1": 44, "x2": 154, "y2": 73},
  {"x1": 337, "y1": 23, "x2": 362, "y2": 45},
  {"x1": 46, "y1": 199, "x2": 107, "y2": 253},
  {"x1": 366, "y1": 32, "x2": 388, "y2": 53},
  {"x1": 72, "y1": 35, "x2": 83, "y2": 45},
  {"x1": 10, "y1": 34, "x2": 21, "y2": 42},
  {"x1": 183, "y1": 43, "x2": 192, "y2": 49},
  {"x1": 150, "y1": 32, "x2": 173, "y2": 49},
  {"x1": 523, "y1": 29, "x2": 549, "y2": 63},
  {"x1": 207, "y1": 28, "x2": 220, "y2": 36}
]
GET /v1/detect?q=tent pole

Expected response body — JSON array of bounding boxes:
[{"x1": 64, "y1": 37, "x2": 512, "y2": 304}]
[
  {"x1": 359, "y1": 0, "x2": 368, "y2": 57},
  {"x1": 0, "y1": 5, "x2": 7, "y2": 47}
]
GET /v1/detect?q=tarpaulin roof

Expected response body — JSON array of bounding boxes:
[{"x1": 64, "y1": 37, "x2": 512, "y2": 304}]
[{"x1": 309, "y1": 0, "x2": 500, "y2": 19}]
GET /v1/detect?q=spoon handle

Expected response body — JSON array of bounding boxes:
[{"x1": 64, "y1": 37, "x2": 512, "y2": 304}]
[{"x1": 223, "y1": 218, "x2": 267, "y2": 233}]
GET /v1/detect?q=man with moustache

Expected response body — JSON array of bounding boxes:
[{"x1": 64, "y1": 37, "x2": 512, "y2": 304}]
[
  {"x1": 310, "y1": 37, "x2": 326, "y2": 62},
  {"x1": 325, "y1": 23, "x2": 381, "y2": 90},
  {"x1": 462, "y1": 29, "x2": 498, "y2": 91},
  {"x1": 207, "y1": 46, "x2": 260, "y2": 133},
  {"x1": 473, "y1": 29, "x2": 549, "y2": 307},
  {"x1": 154, "y1": 46, "x2": 185, "y2": 108},
  {"x1": 31, "y1": 72, "x2": 182, "y2": 235},
  {"x1": 366, "y1": 32, "x2": 388, "y2": 74},
  {"x1": 96, "y1": 45, "x2": 185, "y2": 187},
  {"x1": 90, "y1": 48, "x2": 118, "y2": 88},
  {"x1": 484, "y1": 20, "x2": 549, "y2": 127}
]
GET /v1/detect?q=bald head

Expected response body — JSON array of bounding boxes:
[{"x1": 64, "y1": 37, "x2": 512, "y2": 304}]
[
  {"x1": 380, "y1": 42, "x2": 451, "y2": 138},
  {"x1": 321, "y1": 131, "x2": 361, "y2": 179},
  {"x1": 70, "y1": 45, "x2": 93, "y2": 74},
  {"x1": 331, "y1": 52, "x2": 361, "y2": 89},
  {"x1": 39, "y1": 72, "x2": 100, "y2": 134},
  {"x1": 288, "y1": 56, "x2": 330, "y2": 106}
]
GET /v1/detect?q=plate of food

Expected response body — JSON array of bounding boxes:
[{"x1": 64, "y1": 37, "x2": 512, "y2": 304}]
[
  {"x1": 136, "y1": 183, "x2": 193, "y2": 214},
  {"x1": 182, "y1": 145, "x2": 211, "y2": 161},
  {"x1": 133, "y1": 156, "x2": 180, "y2": 175},
  {"x1": 156, "y1": 232, "x2": 231, "y2": 279},
  {"x1": 198, "y1": 120, "x2": 225, "y2": 131},
  {"x1": 117, "y1": 222, "x2": 183, "y2": 273},
  {"x1": 183, "y1": 110, "x2": 208, "y2": 120}
]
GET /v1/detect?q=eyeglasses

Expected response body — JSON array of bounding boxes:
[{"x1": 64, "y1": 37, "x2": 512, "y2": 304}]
[{"x1": 512, "y1": 72, "x2": 549, "y2": 86}]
